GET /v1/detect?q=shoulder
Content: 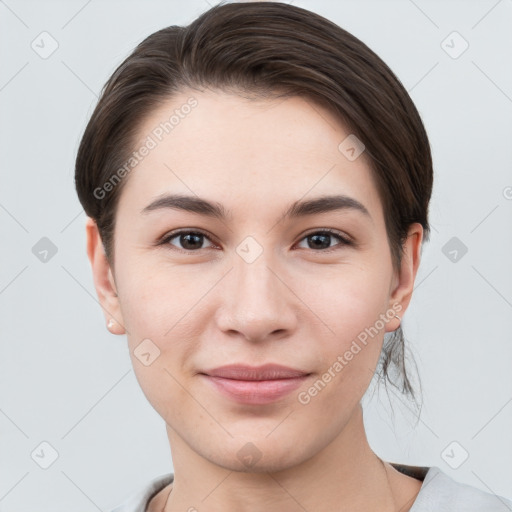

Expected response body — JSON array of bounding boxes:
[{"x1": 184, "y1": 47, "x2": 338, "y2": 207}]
[
  {"x1": 412, "y1": 466, "x2": 512, "y2": 511},
  {"x1": 109, "y1": 473, "x2": 174, "y2": 512},
  {"x1": 108, "y1": 467, "x2": 512, "y2": 512}
]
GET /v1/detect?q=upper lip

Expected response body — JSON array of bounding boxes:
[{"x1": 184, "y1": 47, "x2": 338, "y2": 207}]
[{"x1": 201, "y1": 363, "x2": 310, "y2": 381}]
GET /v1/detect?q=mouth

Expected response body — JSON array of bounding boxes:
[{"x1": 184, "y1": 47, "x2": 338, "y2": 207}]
[{"x1": 199, "y1": 363, "x2": 311, "y2": 405}]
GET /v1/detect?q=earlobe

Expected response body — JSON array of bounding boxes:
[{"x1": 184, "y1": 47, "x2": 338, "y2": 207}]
[{"x1": 85, "y1": 217, "x2": 126, "y2": 335}]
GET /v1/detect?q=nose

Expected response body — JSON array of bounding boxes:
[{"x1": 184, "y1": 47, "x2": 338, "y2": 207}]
[{"x1": 215, "y1": 253, "x2": 298, "y2": 343}]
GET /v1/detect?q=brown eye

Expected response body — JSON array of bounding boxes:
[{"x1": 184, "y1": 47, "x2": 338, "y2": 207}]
[
  {"x1": 161, "y1": 231, "x2": 215, "y2": 251},
  {"x1": 296, "y1": 230, "x2": 352, "y2": 251}
]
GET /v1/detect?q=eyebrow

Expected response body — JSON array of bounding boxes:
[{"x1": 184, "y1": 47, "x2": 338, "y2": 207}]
[{"x1": 140, "y1": 193, "x2": 372, "y2": 222}]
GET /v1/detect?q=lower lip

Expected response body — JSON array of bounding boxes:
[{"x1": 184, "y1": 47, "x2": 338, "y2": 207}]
[{"x1": 201, "y1": 374, "x2": 310, "y2": 405}]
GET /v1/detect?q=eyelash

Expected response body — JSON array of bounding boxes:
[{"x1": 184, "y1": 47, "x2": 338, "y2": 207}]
[{"x1": 157, "y1": 228, "x2": 354, "y2": 254}]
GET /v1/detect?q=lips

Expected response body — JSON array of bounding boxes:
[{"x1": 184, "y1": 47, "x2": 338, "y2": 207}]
[
  {"x1": 200, "y1": 363, "x2": 311, "y2": 405},
  {"x1": 202, "y1": 363, "x2": 310, "y2": 380}
]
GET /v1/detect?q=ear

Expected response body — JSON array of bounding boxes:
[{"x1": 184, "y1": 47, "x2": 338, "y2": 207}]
[
  {"x1": 85, "y1": 216, "x2": 126, "y2": 335},
  {"x1": 385, "y1": 222, "x2": 424, "y2": 332}
]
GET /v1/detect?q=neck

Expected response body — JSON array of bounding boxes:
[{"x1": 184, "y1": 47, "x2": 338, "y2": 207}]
[{"x1": 162, "y1": 404, "x2": 402, "y2": 512}]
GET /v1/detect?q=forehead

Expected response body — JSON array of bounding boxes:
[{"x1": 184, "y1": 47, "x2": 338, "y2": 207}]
[{"x1": 118, "y1": 89, "x2": 383, "y2": 223}]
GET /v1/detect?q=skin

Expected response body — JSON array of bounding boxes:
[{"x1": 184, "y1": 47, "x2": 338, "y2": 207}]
[{"x1": 86, "y1": 89, "x2": 424, "y2": 511}]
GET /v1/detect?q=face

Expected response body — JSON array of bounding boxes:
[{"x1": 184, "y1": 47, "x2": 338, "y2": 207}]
[{"x1": 87, "y1": 89, "x2": 422, "y2": 472}]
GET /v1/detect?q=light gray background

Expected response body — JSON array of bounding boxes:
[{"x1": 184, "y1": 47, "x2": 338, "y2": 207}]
[{"x1": 1, "y1": 0, "x2": 512, "y2": 510}]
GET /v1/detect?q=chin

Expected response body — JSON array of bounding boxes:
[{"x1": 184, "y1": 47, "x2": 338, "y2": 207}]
[{"x1": 201, "y1": 436, "x2": 311, "y2": 474}]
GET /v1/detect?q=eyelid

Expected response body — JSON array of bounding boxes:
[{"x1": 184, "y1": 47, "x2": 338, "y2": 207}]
[{"x1": 301, "y1": 227, "x2": 353, "y2": 244}]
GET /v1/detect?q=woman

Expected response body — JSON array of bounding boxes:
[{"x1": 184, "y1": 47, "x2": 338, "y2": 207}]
[{"x1": 74, "y1": 2, "x2": 512, "y2": 511}]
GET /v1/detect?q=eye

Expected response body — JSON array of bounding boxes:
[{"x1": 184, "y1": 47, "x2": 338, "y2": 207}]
[
  {"x1": 295, "y1": 229, "x2": 353, "y2": 252},
  {"x1": 158, "y1": 228, "x2": 353, "y2": 253},
  {"x1": 159, "y1": 230, "x2": 216, "y2": 252}
]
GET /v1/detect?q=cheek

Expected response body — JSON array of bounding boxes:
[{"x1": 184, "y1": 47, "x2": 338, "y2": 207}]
[
  {"x1": 314, "y1": 263, "x2": 390, "y2": 338},
  {"x1": 117, "y1": 266, "x2": 198, "y2": 417},
  {"x1": 117, "y1": 263, "x2": 207, "y2": 381},
  {"x1": 309, "y1": 265, "x2": 390, "y2": 386},
  {"x1": 117, "y1": 261, "x2": 187, "y2": 336},
  {"x1": 128, "y1": 353, "x2": 192, "y2": 426}
]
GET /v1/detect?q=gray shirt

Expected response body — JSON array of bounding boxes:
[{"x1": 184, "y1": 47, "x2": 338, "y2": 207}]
[{"x1": 110, "y1": 464, "x2": 512, "y2": 511}]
